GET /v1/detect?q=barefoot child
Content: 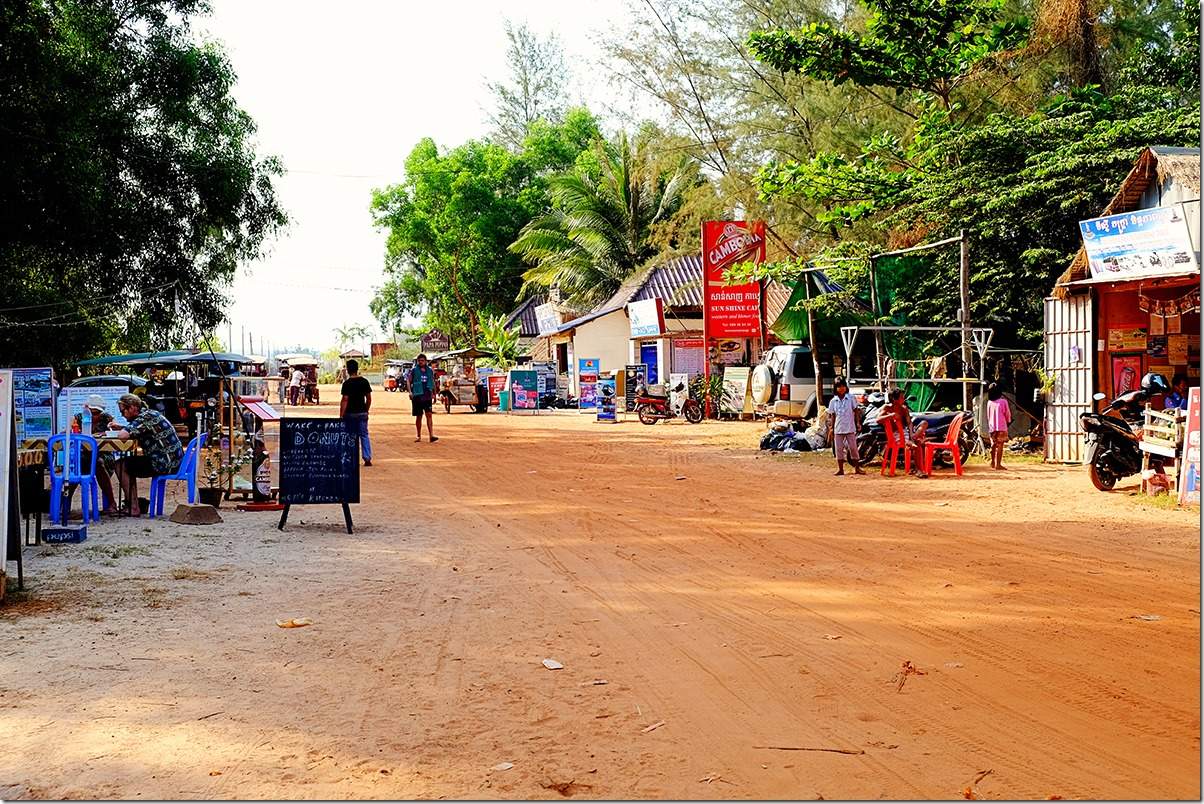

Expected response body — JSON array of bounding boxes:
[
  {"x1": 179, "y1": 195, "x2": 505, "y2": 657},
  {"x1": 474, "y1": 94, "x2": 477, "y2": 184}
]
[{"x1": 986, "y1": 383, "x2": 1012, "y2": 470}]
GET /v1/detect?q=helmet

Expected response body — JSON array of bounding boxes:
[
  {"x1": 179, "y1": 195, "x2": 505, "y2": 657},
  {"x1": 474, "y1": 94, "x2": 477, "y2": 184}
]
[{"x1": 1140, "y1": 372, "x2": 1170, "y2": 393}]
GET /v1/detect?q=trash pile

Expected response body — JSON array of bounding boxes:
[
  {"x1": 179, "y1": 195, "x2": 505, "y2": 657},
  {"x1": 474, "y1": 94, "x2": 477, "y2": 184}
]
[{"x1": 759, "y1": 409, "x2": 830, "y2": 453}]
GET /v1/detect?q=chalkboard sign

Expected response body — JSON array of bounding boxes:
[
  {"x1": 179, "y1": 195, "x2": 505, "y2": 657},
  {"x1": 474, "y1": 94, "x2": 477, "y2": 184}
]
[{"x1": 277, "y1": 418, "x2": 359, "y2": 533}]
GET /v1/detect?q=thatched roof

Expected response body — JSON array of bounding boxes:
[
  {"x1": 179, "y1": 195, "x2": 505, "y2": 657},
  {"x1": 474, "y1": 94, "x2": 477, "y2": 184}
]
[{"x1": 1052, "y1": 146, "x2": 1201, "y2": 298}]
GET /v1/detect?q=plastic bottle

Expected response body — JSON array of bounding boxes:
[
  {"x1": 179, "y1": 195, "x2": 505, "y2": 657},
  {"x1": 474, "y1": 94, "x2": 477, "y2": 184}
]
[{"x1": 81, "y1": 407, "x2": 92, "y2": 436}]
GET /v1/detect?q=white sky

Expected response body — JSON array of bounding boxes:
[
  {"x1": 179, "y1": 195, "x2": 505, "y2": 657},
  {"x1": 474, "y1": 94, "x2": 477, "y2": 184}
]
[{"x1": 202, "y1": 0, "x2": 639, "y2": 357}]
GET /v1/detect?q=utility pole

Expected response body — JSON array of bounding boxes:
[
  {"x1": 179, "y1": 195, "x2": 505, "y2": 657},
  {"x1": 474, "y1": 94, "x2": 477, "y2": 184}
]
[
  {"x1": 959, "y1": 229, "x2": 972, "y2": 411},
  {"x1": 241, "y1": 326, "x2": 246, "y2": 357}
]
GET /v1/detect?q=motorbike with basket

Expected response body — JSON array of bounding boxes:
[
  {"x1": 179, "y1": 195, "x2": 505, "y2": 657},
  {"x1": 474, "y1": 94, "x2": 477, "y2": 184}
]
[{"x1": 635, "y1": 380, "x2": 704, "y2": 424}]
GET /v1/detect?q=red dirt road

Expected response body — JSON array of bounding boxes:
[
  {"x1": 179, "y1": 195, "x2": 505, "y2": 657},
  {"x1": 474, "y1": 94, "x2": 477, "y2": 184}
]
[{"x1": 2, "y1": 388, "x2": 1199, "y2": 799}]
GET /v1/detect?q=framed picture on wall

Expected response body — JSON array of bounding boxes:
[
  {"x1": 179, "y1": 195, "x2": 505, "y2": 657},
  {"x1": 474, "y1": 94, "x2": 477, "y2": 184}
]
[{"x1": 1111, "y1": 353, "x2": 1144, "y2": 397}]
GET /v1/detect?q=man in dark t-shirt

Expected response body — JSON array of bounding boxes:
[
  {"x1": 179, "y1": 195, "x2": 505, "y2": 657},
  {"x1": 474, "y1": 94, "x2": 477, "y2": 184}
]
[{"x1": 339, "y1": 359, "x2": 373, "y2": 466}]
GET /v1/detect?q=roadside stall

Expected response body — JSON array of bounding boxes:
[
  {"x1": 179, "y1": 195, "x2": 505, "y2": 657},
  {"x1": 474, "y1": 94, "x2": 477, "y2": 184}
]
[{"x1": 428, "y1": 348, "x2": 489, "y2": 413}]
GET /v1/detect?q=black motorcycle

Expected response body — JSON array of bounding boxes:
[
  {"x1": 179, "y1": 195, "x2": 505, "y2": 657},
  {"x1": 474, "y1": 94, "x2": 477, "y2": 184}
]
[
  {"x1": 856, "y1": 390, "x2": 980, "y2": 467},
  {"x1": 1080, "y1": 382, "x2": 1160, "y2": 491}
]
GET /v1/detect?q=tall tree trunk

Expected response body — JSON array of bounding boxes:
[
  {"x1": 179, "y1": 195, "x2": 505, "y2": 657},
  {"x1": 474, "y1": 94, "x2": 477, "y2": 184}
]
[{"x1": 448, "y1": 249, "x2": 479, "y2": 346}]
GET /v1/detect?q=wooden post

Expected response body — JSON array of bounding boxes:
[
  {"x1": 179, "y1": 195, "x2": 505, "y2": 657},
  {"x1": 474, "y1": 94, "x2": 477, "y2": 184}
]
[
  {"x1": 803, "y1": 270, "x2": 824, "y2": 410},
  {"x1": 959, "y1": 230, "x2": 972, "y2": 411}
]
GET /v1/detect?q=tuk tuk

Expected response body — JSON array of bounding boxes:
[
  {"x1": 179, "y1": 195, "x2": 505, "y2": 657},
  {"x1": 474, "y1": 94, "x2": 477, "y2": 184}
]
[
  {"x1": 384, "y1": 359, "x2": 412, "y2": 393},
  {"x1": 429, "y1": 348, "x2": 489, "y2": 413},
  {"x1": 277, "y1": 354, "x2": 320, "y2": 405}
]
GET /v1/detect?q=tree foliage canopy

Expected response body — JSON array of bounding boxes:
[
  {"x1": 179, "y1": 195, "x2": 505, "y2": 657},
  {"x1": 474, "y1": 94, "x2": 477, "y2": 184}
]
[{"x1": 0, "y1": 0, "x2": 286, "y2": 366}]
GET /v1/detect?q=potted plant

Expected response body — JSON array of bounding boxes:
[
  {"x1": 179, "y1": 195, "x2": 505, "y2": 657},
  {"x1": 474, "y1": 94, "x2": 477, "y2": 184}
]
[
  {"x1": 198, "y1": 423, "x2": 254, "y2": 508},
  {"x1": 1034, "y1": 367, "x2": 1056, "y2": 403}
]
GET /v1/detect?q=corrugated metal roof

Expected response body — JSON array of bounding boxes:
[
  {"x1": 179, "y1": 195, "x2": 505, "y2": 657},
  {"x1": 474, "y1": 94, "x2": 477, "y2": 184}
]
[
  {"x1": 504, "y1": 296, "x2": 546, "y2": 337},
  {"x1": 603, "y1": 254, "x2": 703, "y2": 310},
  {"x1": 554, "y1": 305, "x2": 625, "y2": 334}
]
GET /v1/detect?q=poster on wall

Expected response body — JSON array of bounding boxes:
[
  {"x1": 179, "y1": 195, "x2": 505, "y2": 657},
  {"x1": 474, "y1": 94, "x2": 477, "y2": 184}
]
[
  {"x1": 1147, "y1": 336, "x2": 1168, "y2": 358},
  {"x1": 508, "y1": 370, "x2": 539, "y2": 411},
  {"x1": 1110, "y1": 354, "x2": 1143, "y2": 397},
  {"x1": 1079, "y1": 204, "x2": 1198, "y2": 280},
  {"x1": 623, "y1": 364, "x2": 647, "y2": 413},
  {"x1": 1107, "y1": 327, "x2": 1147, "y2": 352},
  {"x1": 578, "y1": 358, "x2": 599, "y2": 410},
  {"x1": 12, "y1": 367, "x2": 54, "y2": 444},
  {"x1": 702, "y1": 221, "x2": 764, "y2": 338},
  {"x1": 1177, "y1": 387, "x2": 1200, "y2": 506},
  {"x1": 672, "y1": 339, "x2": 705, "y2": 378},
  {"x1": 596, "y1": 375, "x2": 617, "y2": 422},
  {"x1": 1168, "y1": 334, "x2": 1189, "y2": 364},
  {"x1": 714, "y1": 339, "x2": 747, "y2": 365},
  {"x1": 721, "y1": 366, "x2": 751, "y2": 415}
]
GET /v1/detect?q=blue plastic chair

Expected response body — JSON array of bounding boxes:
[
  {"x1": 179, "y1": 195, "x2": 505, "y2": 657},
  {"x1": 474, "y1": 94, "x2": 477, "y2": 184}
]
[
  {"x1": 48, "y1": 433, "x2": 100, "y2": 524},
  {"x1": 148, "y1": 433, "x2": 207, "y2": 518}
]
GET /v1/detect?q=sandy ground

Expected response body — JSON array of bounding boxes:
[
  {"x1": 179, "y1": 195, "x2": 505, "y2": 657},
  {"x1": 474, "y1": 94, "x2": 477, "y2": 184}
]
[{"x1": 1, "y1": 385, "x2": 1199, "y2": 800}]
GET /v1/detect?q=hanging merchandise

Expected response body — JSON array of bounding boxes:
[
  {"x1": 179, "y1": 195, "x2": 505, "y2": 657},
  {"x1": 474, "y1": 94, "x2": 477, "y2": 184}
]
[{"x1": 1138, "y1": 287, "x2": 1200, "y2": 318}]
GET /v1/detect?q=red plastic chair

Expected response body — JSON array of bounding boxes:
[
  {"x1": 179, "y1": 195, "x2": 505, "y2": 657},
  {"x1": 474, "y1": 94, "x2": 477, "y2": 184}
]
[
  {"x1": 923, "y1": 412, "x2": 966, "y2": 476},
  {"x1": 880, "y1": 414, "x2": 910, "y2": 476}
]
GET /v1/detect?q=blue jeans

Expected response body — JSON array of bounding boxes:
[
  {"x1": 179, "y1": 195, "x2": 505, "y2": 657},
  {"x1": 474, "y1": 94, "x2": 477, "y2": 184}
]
[{"x1": 344, "y1": 413, "x2": 371, "y2": 462}]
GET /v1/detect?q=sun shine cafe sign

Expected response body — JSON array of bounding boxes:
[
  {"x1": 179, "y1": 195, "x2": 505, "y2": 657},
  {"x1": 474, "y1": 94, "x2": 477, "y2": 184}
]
[{"x1": 702, "y1": 221, "x2": 765, "y2": 339}]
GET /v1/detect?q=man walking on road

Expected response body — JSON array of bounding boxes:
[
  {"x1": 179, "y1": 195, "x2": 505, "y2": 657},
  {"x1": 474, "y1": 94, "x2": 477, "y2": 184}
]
[
  {"x1": 826, "y1": 377, "x2": 865, "y2": 476},
  {"x1": 340, "y1": 359, "x2": 373, "y2": 466},
  {"x1": 409, "y1": 353, "x2": 438, "y2": 443}
]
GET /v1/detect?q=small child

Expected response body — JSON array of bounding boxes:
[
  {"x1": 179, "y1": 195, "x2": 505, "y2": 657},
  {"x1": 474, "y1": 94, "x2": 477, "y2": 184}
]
[
  {"x1": 909, "y1": 419, "x2": 929, "y2": 478},
  {"x1": 986, "y1": 383, "x2": 1012, "y2": 470}
]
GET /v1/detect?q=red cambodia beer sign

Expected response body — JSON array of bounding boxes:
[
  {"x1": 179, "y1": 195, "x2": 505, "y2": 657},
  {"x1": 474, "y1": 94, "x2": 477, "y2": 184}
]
[{"x1": 702, "y1": 220, "x2": 764, "y2": 338}]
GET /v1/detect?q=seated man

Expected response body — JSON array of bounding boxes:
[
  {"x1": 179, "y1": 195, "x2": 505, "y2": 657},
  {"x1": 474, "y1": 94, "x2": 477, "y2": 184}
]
[{"x1": 108, "y1": 393, "x2": 184, "y2": 517}]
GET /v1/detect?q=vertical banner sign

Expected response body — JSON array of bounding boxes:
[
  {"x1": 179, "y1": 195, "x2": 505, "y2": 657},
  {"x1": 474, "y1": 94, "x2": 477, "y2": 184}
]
[
  {"x1": 1178, "y1": 386, "x2": 1200, "y2": 506},
  {"x1": 639, "y1": 343, "x2": 659, "y2": 383},
  {"x1": 702, "y1": 221, "x2": 765, "y2": 339},
  {"x1": 596, "y1": 375, "x2": 617, "y2": 422},
  {"x1": 669, "y1": 372, "x2": 689, "y2": 416},
  {"x1": 578, "y1": 358, "x2": 599, "y2": 410},
  {"x1": 623, "y1": 365, "x2": 647, "y2": 413},
  {"x1": 509, "y1": 370, "x2": 539, "y2": 411}
]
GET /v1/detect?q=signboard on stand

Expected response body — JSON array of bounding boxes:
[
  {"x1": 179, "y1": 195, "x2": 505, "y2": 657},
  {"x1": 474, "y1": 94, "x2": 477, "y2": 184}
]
[
  {"x1": 57, "y1": 386, "x2": 127, "y2": 433},
  {"x1": 623, "y1": 364, "x2": 647, "y2": 413},
  {"x1": 277, "y1": 418, "x2": 359, "y2": 533},
  {"x1": 1178, "y1": 387, "x2": 1200, "y2": 506},
  {"x1": 487, "y1": 374, "x2": 506, "y2": 407},
  {"x1": 669, "y1": 372, "x2": 689, "y2": 416},
  {"x1": 508, "y1": 369, "x2": 539, "y2": 411},
  {"x1": 578, "y1": 358, "x2": 599, "y2": 411},
  {"x1": 596, "y1": 374, "x2": 617, "y2": 422},
  {"x1": 720, "y1": 366, "x2": 751, "y2": 415},
  {"x1": 1080, "y1": 204, "x2": 1198, "y2": 280},
  {"x1": 12, "y1": 368, "x2": 54, "y2": 444}
]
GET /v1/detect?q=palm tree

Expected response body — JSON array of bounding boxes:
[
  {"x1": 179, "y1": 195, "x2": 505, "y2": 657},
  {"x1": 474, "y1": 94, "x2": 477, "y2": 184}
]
[{"x1": 510, "y1": 131, "x2": 693, "y2": 309}]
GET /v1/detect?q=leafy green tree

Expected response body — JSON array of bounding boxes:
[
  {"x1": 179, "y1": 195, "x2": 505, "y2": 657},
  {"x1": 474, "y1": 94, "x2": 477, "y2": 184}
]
[
  {"x1": 487, "y1": 20, "x2": 569, "y2": 149},
  {"x1": 748, "y1": 0, "x2": 1030, "y2": 113},
  {"x1": 510, "y1": 131, "x2": 696, "y2": 308},
  {"x1": 0, "y1": 0, "x2": 286, "y2": 367},
  {"x1": 370, "y1": 111, "x2": 603, "y2": 344}
]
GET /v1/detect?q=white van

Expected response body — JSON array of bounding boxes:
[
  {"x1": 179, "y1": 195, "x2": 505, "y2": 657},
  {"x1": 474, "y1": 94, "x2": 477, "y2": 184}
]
[{"x1": 750, "y1": 345, "x2": 868, "y2": 419}]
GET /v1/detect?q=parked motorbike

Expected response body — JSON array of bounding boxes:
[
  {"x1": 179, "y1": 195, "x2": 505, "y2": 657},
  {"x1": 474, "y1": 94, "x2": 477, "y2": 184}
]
[
  {"x1": 855, "y1": 390, "x2": 980, "y2": 466},
  {"x1": 1079, "y1": 373, "x2": 1168, "y2": 491},
  {"x1": 635, "y1": 381, "x2": 703, "y2": 424}
]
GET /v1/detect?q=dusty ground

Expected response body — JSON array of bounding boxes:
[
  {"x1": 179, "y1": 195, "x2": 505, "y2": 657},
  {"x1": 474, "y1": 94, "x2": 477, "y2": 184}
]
[{"x1": 1, "y1": 385, "x2": 1199, "y2": 800}]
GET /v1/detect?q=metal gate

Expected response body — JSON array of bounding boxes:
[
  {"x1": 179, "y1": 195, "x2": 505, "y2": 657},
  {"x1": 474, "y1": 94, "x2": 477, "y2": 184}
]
[{"x1": 1044, "y1": 293, "x2": 1094, "y2": 463}]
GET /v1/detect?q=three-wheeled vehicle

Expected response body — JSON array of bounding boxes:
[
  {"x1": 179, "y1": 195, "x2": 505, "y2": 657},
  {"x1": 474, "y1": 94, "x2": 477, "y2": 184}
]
[
  {"x1": 429, "y1": 348, "x2": 489, "y2": 413},
  {"x1": 277, "y1": 354, "x2": 320, "y2": 406},
  {"x1": 384, "y1": 359, "x2": 412, "y2": 393}
]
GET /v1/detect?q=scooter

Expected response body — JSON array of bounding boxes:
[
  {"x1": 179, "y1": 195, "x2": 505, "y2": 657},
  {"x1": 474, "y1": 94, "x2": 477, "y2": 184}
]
[
  {"x1": 1079, "y1": 374, "x2": 1167, "y2": 491},
  {"x1": 635, "y1": 381, "x2": 703, "y2": 424},
  {"x1": 855, "y1": 390, "x2": 980, "y2": 466}
]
